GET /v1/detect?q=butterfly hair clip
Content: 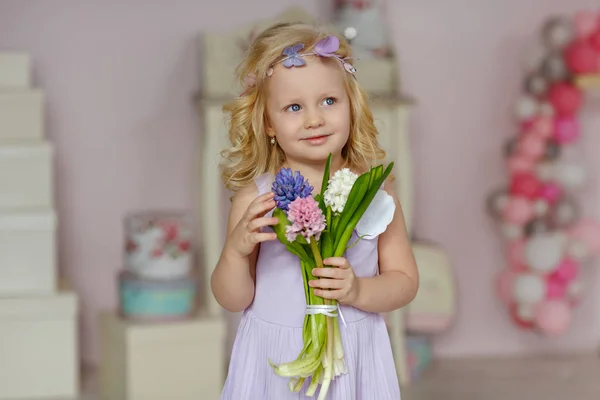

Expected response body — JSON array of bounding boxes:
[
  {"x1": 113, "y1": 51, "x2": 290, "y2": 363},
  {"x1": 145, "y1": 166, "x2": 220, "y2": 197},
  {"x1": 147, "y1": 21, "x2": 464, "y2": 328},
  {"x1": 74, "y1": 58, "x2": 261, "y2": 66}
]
[{"x1": 266, "y1": 35, "x2": 357, "y2": 77}]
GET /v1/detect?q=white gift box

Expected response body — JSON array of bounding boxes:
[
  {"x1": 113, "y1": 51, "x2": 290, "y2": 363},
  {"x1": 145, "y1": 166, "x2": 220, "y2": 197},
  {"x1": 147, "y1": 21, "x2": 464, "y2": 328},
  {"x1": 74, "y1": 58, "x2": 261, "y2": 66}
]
[
  {"x1": 98, "y1": 311, "x2": 226, "y2": 400},
  {"x1": 0, "y1": 52, "x2": 30, "y2": 88},
  {"x1": 0, "y1": 89, "x2": 44, "y2": 142},
  {"x1": 0, "y1": 141, "x2": 53, "y2": 209},
  {"x1": 0, "y1": 209, "x2": 57, "y2": 295},
  {"x1": 0, "y1": 289, "x2": 79, "y2": 400}
]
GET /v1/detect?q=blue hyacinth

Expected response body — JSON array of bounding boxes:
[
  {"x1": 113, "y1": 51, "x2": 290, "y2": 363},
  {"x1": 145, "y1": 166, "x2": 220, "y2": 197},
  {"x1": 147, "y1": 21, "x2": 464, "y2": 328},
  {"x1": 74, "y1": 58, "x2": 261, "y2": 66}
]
[{"x1": 272, "y1": 168, "x2": 313, "y2": 211}]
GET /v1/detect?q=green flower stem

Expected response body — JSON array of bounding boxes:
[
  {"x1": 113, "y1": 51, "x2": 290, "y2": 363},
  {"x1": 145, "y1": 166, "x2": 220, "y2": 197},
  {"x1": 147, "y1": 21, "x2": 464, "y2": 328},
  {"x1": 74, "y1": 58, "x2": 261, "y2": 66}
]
[{"x1": 309, "y1": 236, "x2": 323, "y2": 268}]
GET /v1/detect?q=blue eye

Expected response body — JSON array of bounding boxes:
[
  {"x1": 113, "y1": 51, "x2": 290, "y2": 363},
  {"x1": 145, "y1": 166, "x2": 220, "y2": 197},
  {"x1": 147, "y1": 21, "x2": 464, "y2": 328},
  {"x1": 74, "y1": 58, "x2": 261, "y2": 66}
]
[
  {"x1": 286, "y1": 104, "x2": 301, "y2": 112},
  {"x1": 323, "y1": 97, "x2": 336, "y2": 106}
]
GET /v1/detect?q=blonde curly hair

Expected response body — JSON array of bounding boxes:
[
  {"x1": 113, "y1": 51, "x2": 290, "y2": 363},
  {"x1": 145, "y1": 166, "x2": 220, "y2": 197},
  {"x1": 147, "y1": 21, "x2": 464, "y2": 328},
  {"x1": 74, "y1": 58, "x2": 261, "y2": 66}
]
[{"x1": 220, "y1": 22, "x2": 386, "y2": 192}]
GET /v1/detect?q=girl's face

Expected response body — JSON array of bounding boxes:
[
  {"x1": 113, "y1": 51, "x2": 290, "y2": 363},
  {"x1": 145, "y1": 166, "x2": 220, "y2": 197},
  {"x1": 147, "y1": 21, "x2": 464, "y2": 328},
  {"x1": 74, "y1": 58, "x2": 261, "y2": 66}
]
[{"x1": 265, "y1": 57, "x2": 351, "y2": 167}]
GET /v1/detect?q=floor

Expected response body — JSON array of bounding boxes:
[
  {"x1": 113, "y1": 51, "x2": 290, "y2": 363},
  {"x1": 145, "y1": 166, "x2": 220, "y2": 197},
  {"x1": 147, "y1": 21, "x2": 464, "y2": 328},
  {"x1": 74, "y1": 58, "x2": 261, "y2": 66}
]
[
  {"x1": 402, "y1": 354, "x2": 600, "y2": 400},
  {"x1": 37, "y1": 354, "x2": 600, "y2": 400}
]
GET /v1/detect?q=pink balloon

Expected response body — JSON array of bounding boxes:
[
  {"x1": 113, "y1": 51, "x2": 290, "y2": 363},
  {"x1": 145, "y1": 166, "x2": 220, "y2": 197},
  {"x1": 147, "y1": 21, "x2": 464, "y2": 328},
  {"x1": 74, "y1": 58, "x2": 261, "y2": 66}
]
[
  {"x1": 506, "y1": 155, "x2": 534, "y2": 174},
  {"x1": 568, "y1": 219, "x2": 600, "y2": 255},
  {"x1": 506, "y1": 238, "x2": 526, "y2": 266},
  {"x1": 573, "y1": 11, "x2": 599, "y2": 38},
  {"x1": 520, "y1": 119, "x2": 535, "y2": 132},
  {"x1": 537, "y1": 183, "x2": 562, "y2": 204},
  {"x1": 502, "y1": 196, "x2": 534, "y2": 225},
  {"x1": 547, "y1": 83, "x2": 583, "y2": 116},
  {"x1": 509, "y1": 260, "x2": 528, "y2": 272},
  {"x1": 546, "y1": 275, "x2": 566, "y2": 299},
  {"x1": 518, "y1": 132, "x2": 546, "y2": 159},
  {"x1": 535, "y1": 300, "x2": 572, "y2": 337},
  {"x1": 554, "y1": 116, "x2": 580, "y2": 144},
  {"x1": 496, "y1": 269, "x2": 517, "y2": 304},
  {"x1": 553, "y1": 258, "x2": 580, "y2": 282},
  {"x1": 564, "y1": 39, "x2": 599, "y2": 74},
  {"x1": 531, "y1": 116, "x2": 554, "y2": 139}
]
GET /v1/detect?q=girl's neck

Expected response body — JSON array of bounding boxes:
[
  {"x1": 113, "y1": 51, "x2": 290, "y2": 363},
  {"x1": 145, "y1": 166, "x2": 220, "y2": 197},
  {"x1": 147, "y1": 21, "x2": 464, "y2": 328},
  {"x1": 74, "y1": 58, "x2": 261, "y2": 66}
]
[{"x1": 282, "y1": 154, "x2": 346, "y2": 194}]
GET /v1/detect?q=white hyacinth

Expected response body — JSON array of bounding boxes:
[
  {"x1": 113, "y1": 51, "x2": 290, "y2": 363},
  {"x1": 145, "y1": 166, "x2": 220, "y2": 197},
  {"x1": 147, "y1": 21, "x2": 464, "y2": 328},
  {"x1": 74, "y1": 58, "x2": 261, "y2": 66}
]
[{"x1": 324, "y1": 168, "x2": 359, "y2": 214}]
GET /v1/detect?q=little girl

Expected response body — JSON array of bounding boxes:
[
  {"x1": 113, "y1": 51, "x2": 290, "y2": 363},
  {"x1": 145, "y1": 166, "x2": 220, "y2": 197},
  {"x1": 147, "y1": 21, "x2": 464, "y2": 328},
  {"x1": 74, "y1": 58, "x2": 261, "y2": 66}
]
[{"x1": 211, "y1": 22, "x2": 419, "y2": 400}]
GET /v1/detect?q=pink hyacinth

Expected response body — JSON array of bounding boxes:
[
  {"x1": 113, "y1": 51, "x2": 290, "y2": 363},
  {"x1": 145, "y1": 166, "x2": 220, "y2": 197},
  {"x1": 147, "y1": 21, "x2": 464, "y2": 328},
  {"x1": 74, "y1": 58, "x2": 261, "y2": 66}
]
[{"x1": 285, "y1": 196, "x2": 326, "y2": 243}]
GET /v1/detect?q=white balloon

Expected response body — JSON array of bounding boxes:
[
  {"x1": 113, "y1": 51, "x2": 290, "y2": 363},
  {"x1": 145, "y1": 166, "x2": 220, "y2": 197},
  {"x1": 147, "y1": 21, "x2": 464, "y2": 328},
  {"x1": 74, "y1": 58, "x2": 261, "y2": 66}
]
[
  {"x1": 554, "y1": 162, "x2": 586, "y2": 189},
  {"x1": 524, "y1": 232, "x2": 566, "y2": 272},
  {"x1": 515, "y1": 95, "x2": 539, "y2": 121},
  {"x1": 513, "y1": 273, "x2": 546, "y2": 304}
]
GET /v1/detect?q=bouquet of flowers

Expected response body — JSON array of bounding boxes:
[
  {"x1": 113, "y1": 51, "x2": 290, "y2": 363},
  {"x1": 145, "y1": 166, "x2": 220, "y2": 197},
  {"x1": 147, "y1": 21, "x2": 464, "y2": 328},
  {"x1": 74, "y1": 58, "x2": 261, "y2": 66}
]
[{"x1": 269, "y1": 154, "x2": 394, "y2": 399}]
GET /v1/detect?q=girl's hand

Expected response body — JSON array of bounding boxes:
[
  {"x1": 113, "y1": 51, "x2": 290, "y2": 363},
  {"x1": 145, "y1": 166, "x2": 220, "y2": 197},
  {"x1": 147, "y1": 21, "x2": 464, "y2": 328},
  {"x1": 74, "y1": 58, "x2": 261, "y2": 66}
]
[
  {"x1": 225, "y1": 191, "x2": 278, "y2": 258},
  {"x1": 309, "y1": 257, "x2": 360, "y2": 305}
]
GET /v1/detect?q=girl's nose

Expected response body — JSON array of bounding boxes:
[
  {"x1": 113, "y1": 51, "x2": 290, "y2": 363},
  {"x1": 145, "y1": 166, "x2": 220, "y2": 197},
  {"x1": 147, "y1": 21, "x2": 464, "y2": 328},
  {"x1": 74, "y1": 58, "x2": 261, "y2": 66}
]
[{"x1": 304, "y1": 109, "x2": 325, "y2": 130}]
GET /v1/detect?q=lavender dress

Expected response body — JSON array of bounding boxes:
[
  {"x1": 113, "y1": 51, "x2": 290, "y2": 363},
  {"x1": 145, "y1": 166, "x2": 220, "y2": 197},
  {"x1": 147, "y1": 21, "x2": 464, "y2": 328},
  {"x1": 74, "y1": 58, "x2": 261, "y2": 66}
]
[{"x1": 219, "y1": 173, "x2": 401, "y2": 400}]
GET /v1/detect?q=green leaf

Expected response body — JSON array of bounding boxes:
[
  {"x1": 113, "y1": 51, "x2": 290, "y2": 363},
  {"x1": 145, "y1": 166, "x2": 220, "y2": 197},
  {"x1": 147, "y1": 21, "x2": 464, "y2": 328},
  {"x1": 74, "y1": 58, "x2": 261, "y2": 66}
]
[
  {"x1": 319, "y1": 153, "x2": 333, "y2": 210},
  {"x1": 333, "y1": 162, "x2": 394, "y2": 257},
  {"x1": 333, "y1": 173, "x2": 369, "y2": 246},
  {"x1": 323, "y1": 207, "x2": 333, "y2": 258}
]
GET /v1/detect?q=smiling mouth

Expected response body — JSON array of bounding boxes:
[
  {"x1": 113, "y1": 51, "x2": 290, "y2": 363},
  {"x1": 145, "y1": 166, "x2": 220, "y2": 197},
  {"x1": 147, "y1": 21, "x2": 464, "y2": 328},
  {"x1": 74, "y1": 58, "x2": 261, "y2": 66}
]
[{"x1": 302, "y1": 134, "x2": 331, "y2": 141}]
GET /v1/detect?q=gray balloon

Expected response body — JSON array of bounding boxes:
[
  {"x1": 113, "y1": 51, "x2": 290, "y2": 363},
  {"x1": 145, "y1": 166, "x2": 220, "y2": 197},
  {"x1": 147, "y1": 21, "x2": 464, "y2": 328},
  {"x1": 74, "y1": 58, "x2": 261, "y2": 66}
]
[
  {"x1": 548, "y1": 196, "x2": 580, "y2": 228},
  {"x1": 544, "y1": 140, "x2": 561, "y2": 161},
  {"x1": 485, "y1": 188, "x2": 507, "y2": 219},
  {"x1": 504, "y1": 136, "x2": 518, "y2": 158},
  {"x1": 542, "y1": 17, "x2": 574, "y2": 50},
  {"x1": 524, "y1": 73, "x2": 549, "y2": 97},
  {"x1": 541, "y1": 53, "x2": 570, "y2": 82},
  {"x1": 524, "y1": 217, "x2": 552, "y2": 237}
]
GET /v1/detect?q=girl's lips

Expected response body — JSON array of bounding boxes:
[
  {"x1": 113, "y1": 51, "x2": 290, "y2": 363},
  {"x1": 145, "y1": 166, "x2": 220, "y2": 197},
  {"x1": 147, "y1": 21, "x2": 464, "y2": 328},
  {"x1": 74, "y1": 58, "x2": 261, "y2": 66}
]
[{"x1": 303, "y1": 134, "x2": 330, "y2": 145}]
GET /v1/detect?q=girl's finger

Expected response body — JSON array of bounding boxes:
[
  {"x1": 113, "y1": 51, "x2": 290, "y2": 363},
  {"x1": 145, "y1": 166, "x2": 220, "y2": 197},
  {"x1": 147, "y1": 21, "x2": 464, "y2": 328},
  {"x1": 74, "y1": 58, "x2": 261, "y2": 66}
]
[
  {"x1": 309, "y1": 278, "x2": 344, "y2": 290},
  {"x1": 312, "y1": 267, "x2": 346, "y2": 279},
  {"x1": 250, "y1": 232, "x2": 277, "y2": 244},
  {"x1": 245, "y1": 198, "x2": 276, "y2": 222},
  {"x1": 313, "y1": 289, "x2": 340, "y2": 299},
  {"x1": 323, "y1": 257, "x2": 350, "y2": 268},
  {"x1": 248, "y1": 217, "x2": 279, "y2": 231}
]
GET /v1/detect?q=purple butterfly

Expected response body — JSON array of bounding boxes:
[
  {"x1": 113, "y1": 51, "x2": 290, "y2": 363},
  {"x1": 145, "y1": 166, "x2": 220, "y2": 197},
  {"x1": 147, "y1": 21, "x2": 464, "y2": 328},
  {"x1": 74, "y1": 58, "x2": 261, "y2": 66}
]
[
  {"x1": 314, "y1": 35, "x2": 340, "y2": 57},
  {"x1": 282, "y1": 43, "x2": 306, "y2": 68}
]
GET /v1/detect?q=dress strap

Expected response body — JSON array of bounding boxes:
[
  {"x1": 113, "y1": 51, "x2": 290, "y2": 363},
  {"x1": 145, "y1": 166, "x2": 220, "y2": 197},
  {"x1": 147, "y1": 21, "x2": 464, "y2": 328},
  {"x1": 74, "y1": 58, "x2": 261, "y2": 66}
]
[{"x1": 253, "y1": 173, "x2": 273, "y2": 196}]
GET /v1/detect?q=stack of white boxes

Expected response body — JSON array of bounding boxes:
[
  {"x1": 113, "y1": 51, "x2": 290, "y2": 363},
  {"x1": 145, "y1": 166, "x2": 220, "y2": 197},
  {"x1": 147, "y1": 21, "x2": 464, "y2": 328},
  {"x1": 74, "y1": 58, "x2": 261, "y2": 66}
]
[{"x1": 0, "y1": 52, "x2": 79, "y2": 399}]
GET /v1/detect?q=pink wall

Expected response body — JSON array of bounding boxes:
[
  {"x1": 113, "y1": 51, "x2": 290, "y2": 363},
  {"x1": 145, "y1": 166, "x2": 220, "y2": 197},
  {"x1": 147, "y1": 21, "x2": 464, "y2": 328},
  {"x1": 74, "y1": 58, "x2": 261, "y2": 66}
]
[{"x1": 1, "y1": 1, "x2": 599, "y2": 366}]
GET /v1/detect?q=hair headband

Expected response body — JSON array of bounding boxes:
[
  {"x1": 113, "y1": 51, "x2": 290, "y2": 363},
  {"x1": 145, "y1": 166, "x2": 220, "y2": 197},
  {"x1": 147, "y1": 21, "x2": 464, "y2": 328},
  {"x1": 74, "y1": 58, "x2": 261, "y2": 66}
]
[
  {"x1": 266, "y1": 35, "x2": 357, "y2": 76},
  {"x1": 239, "y1": 35, "x2": 356, "y2": 97}
]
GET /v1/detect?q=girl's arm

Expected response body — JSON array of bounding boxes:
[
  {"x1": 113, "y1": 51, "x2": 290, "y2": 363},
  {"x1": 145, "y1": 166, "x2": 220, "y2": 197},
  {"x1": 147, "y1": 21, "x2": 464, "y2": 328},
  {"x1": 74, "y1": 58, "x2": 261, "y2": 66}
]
[
  {"x1": 350, "y1": 179, "x2": 419, "y2": 313},
  {"x1": 210, "y1": 184, "x2": 260, "y2": 313}
]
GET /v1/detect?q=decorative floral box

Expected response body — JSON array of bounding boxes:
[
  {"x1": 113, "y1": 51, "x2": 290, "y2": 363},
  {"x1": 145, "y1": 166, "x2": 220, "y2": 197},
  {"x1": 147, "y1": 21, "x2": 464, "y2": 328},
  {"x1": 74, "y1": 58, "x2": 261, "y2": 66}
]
[
  {"x1": 124, "y1": 210, "x2": 193, "y2": 280},
  {"x1": 118, "y1": 270, "x2": 197, "y2": 322}
]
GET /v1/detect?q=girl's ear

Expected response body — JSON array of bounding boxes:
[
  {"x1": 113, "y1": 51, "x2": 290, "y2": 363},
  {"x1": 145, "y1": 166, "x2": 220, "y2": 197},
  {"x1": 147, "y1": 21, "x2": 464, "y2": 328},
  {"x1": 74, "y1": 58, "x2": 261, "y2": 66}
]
[{"x1": 265, "y1": 118, "x2": 275, "y2": 138}]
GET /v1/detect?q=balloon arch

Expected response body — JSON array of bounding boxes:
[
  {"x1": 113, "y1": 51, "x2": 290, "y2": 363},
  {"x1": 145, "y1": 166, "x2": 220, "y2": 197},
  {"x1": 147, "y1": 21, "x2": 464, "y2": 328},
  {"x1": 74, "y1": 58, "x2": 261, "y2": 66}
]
[{"x1": 487, "y1": 11, "x2": 600, "y2": 337}]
